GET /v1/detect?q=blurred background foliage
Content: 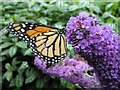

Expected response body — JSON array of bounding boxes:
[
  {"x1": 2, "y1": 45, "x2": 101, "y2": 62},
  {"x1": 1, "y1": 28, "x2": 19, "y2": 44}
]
[{"x1": 0, "y1": 0, "x2": 120, "y2": 90}]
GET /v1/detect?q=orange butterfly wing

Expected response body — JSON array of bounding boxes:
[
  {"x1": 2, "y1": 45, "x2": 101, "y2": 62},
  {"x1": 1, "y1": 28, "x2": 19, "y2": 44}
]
[
  {"x1": 8, "y1": 22, "x2": 67, "y2": 67},
  {"x1": 8, "y1": 22, "x2": 54, "y2": 42}
]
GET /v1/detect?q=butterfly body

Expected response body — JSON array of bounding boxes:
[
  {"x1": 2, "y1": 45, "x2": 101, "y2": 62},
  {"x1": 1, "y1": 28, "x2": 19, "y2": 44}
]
[{"x1": 7, "y1": 22, "x2": 67, "y2": 67}]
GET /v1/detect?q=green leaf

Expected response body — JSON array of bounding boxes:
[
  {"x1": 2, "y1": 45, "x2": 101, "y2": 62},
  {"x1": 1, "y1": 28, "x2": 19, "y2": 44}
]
[
  {"x1": 66, "y1": 82, "x2": 76, "y2": 90},
  {"x1": 1, "y1": 35, "x2": 9, "y2": 42},
  {"x1": 0, "y1": 42, "x2": 12, "y2": 49},
  {"x1": 19, "y1": 62, "x2": 28, "y2": 70},
  {"x1": 24, "y1": 49, "x2": 32, "y2": 56},
  {"x1": 9, "y1": 46, "x2": 17, "y2": 57},
  {"x1": 39, "y1": 17, "x2": 47, "y2": 25},
  {"x1": 12, "y1": 58, "x2": 21, "y2": 66},
  {"x1": 67, "y1": 44, "x2": 75, "y2": 58},
  {"x1": 9, "y1": 33, "x2": 16, "y2": 38},
  {"x1": 28, "y1": 0, "x2": 35, "y2": 8},
  {"x1": 80, "y1": 2, "x2": 89, "y2": 8},
  {"x1": 10, "y1": 78, "x2": 16, "y2": 87},
  {"x1": 93, "y1": 6, "x2": 101, "y2": 13},
  {"x1": 35, "y1": 79, "x2": 45, "y2": 88},
  {"x1": 69, "y1": 5, "x2": 79, "y2": 11},
  {"x1": 18, "y1": 62, "x2": 28, "y2": 74},
  {"x1": 3, "y1": 71, "x2": 12, "y2": 81},
  {"x1": 49, "y1": 75, "x2": 55, "y2": 79},
  {"x1": 118, "y1": 18, "x2": 120, "y2": 34},
  {"x1": 0, "y1": 39, "x2": 2, "y2": 43},
  {"x1": 5, "y1": 62, "x2": 17, "y2": 72},
  {"x1": 15, "y1": 74, "x2": 24, "y2": 88},
  {"x1": 54, "y1": 22, "x2": 64, "y2": 29},
  {"x1": 5, "y1": 63, "x2": 11, "y2": 70},
  {"x1": 50, "y1": 0, "x2": 57, "y2": 4},
  {"x1": 106, "y1": 18, "x2": 114, "y2": 23},
  {"x1": 25, "y1": 68, "x2": 39, "y2": 84},
  {"x1": 32, "y1": 5, "x2": 41, "y2": 12},
  {"x1": 105, "y1": 3, "x2": 113, "y2": 10},
  {"x1": 4, "y1": 5, "x2": 13, "y2": 9},
  {"x1": 60, "y1": 78, "x2": 75, "y2": 90},
  {"x1": 67, "y1": 44, "x2": 73, "y2": 50},
  {"x1": 0, "y1": 56, "x2": 6, "y2": 62},
  {"x1": 60, "y1": 78, "x2": 67, "y2": 87},
  {"x1": 56, "y1": 1, "x2": 64, "y2": 9},
  {"x1": 15, "y1": 41, "x2": 27, "y2": 49},
  {"x1": 0, "y1": 49, "x2": 9, "y2": 56},
  {"x1": 11, "y1": 37, "x2": 18, "y2": 42},
  {"x1": 103, "y1": 11, "x2": 112, "y2": 18}
]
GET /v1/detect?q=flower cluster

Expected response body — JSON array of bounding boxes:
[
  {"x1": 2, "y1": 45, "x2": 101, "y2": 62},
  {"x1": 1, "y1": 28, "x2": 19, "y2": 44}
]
[
  {"x1": 34, "y1": 56, "x2": 100, "y2": 88},
  {"x1": 66, "y1": 13, "x2": 120, "y2": 88}
]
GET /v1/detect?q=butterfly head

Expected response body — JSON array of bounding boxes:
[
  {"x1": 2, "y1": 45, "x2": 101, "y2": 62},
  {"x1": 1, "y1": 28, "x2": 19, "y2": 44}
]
[{"x1": 59, "y1": 28, "x2": 66, "y2": 35}]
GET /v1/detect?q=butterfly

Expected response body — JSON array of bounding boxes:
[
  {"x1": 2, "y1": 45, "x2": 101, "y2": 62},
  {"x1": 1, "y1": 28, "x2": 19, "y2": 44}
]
[{"x1": 7, "y1": 22, "x2": 67, "y2": 67}]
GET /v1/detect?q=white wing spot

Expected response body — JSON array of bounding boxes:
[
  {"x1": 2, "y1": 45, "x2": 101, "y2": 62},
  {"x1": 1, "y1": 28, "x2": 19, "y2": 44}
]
[
  {"x1": 58, "y1": 57, "x2": 61, "y2": 59},
  {"x1": 61, "y1": 56, "x2": 64, "y2": 58},
  {"x1": 29, "y1": 27, "x2": 32, "y2": 29},
  {"x1": 34, "y1": 50, "x2": 37, "y2": 52},
  {"x1": 9, "y1": 26, "x2": 11, "y2": 28},
  {"x1": 52, "y1": 62, "x2": 55, "y2": 64},
  {"x1": 30, "y1": 24, "x2": 34, "y2": 26},
  {"x1": 30, "y1": 43, "x2": 32, "y2": 45},
  {"x1": 30, "y1": 47, "x2": 33, "y2": 49},
  {"x1": 34, "y1": 53, "x2": 37, "y2": 55},
  {"x1": 22, "y1": 24, "x2": 26, "y2": 27},
  {"x1": 9, "y1": 22, "x2": 13, "y2": 25},
  {"x1": 41, "y1": 58, "x2": 44, "y2": 61},
  {"x1": 21, "y1": 29, "x2": 25, "y2": 32},
  {"x1": 48, "y1": 61, "x2": 51, "y2": 63},
  {"x1": 55, "y1": 60, "x2": 58, "y2": 62},
  {"x1": 38, "y1": 55, "x2": 40, "y2": 58},
  {"x1": 21, "y1": 34, "x2": 23, "y2": 36},
  {"x1": 25, "y1": 36, "x2": 28, "y2": 38},
  {"x1": 11, "y1": 29, "x2": 14, "y2": 31},
  {"x1": 32, "y1": 38, "x2": 35, "y2": 40},
  {"x1": 26, "y1": 38, "x2": 29, "y2": 40}
]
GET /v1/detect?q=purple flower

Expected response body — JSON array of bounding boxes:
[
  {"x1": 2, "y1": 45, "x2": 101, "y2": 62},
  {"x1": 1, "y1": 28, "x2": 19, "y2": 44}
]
[
  {"x1": 78, "y1": 39, "x2": 89, "y2": 49},
  {"x1": 66, "y1": 13, "x2": 120, "y2": 88},
  {"x1": 34, "y1": 56, "x2": 100, "y2": 88},
  {"x1": 76, "y1": 32, "x2": 83, "y2": 39}
]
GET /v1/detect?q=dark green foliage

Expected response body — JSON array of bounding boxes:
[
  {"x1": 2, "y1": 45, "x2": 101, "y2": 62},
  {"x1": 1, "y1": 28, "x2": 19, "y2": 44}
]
[{"x1": 1, "y1": 1, "x2": 119, "y2": 89}]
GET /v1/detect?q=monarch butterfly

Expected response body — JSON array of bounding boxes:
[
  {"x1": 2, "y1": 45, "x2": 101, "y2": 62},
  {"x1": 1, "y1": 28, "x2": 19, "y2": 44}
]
[{"x1": 7, "y1": 22, "x2": 67, "y2": 67}]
